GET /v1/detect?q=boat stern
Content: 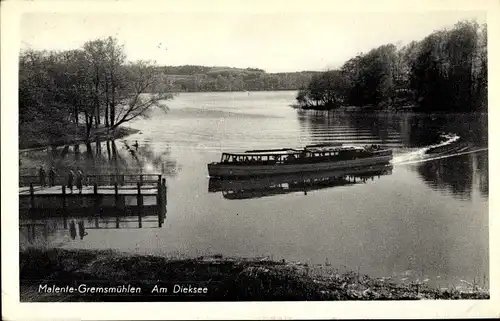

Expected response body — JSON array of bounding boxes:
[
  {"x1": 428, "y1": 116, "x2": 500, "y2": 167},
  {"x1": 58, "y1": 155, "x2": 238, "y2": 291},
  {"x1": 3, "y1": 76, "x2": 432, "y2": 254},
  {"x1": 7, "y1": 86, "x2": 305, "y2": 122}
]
[{"x1": 207, "y1": 162, "x2": 226, "y2": 178}]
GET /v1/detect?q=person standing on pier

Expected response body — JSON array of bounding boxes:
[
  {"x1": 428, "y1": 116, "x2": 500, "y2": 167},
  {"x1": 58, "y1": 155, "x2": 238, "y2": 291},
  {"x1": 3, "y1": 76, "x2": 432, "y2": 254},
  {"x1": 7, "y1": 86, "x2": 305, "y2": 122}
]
[
  {"x1": 69, "y1": 220, "x2": 77, "y2": 240},
  {"x1": 68, "y1": 170, "x2": 74, "y2": 193},
  {"x1": 38, "y1": 166, "x2": 46, "y2": 187},
  {"x1": 76, "y1": 168, "x2": 84, "y2": 194},
  {"x1": 77, "y1": 220, "x2": 88, "y2": 239},
  {"x1": 48, "y1": 166, "x2": 56, "y2": 187}
]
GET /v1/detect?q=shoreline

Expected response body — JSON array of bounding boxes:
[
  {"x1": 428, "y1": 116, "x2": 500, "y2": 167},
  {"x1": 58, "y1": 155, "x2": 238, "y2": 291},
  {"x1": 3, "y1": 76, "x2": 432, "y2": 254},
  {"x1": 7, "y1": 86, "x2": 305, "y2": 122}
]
[
  {"x1": 291, "y1": 104, "x2": 488, "y2": 115},
  {"x1": 20, "y1": 248, "x2": 489, "y2": 302},
  {"x1": 19, "y1": 126, "x2": 139, "y2": 153}
]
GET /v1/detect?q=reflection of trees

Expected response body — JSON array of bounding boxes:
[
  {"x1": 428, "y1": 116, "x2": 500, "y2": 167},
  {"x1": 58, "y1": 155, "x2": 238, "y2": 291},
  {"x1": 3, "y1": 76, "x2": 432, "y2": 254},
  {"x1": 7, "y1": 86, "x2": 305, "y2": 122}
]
[
  {"x1": 416, "y1": 154, "x2": 474, "y2": 200},
  {"x1": 475, "y1": 152, "x2": 488, "y2": 198},
  {"x1": 296, "y1": 109, "x2": 489, "y2": 201},
  {"x1": 19, "y1": 139, "x2": 178, "y2": 177},
  {"x1": 122, "y1": 140, "x2": 177, "y2": 175},
  {"x1": 296, "y1": 110, "x2": 488, "y2": 148}
]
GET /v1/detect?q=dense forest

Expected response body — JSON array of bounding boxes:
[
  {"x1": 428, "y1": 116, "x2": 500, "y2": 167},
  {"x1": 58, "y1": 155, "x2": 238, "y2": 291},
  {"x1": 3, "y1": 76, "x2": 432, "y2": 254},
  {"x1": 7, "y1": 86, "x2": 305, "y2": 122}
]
[{"x1": 296, "y1": 21, "x2": 488, "y2": 113}]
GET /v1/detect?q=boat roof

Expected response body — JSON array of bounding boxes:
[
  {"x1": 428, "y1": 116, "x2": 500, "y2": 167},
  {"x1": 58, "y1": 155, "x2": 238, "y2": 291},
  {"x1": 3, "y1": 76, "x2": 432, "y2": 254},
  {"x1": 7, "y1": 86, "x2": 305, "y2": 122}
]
[
  {"x1": 222, "y1": 144, "x2": 365, "y2": 157},
  {"x1": 243, "y1": 148, "x2": 301, "y2": 154},
  {"x1": 223, "y1": 149, "x2": 298, "y2": 157},
  {"x1": 305, "y1": 145, "x2": 364, "y2": 152}
]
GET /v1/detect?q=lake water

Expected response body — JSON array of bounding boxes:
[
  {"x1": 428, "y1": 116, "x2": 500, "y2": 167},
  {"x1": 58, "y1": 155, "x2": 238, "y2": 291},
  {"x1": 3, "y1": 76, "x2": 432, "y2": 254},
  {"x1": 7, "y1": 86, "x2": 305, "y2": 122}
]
[{"x1": 19, "y1": 91, "x2": 489, "y2": 290}]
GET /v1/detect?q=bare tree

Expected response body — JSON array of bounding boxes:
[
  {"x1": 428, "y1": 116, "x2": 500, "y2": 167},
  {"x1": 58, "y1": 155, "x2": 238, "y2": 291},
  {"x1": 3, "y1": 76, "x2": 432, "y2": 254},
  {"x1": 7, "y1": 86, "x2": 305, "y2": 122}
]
[
  {"x1": 110, "y1": 60, "x2": 172, "y2": 129},
  {"x1": 103, "y1": 37, "x2": 126, "y2": 128},
  {"x1": 83, "y1": 39, "x2": 107, "y2": 127}
]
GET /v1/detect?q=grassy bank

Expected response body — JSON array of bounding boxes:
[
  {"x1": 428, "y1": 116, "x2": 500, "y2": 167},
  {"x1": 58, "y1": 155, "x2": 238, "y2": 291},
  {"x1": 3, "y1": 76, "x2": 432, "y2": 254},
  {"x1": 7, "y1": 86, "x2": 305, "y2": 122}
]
[{"x1": 20, "y1": 248, "x2": 489, "y2": 302}]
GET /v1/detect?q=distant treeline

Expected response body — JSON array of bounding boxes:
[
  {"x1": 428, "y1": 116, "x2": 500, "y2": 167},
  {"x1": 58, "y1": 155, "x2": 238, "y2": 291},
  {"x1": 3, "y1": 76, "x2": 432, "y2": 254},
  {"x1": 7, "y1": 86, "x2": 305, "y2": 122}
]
[
  {"x1": 296, "y1": 21, "x2": 488, "y2": 112},
  {"x1": 154, "y1": 66, "x2": 319, "y2": 92}
]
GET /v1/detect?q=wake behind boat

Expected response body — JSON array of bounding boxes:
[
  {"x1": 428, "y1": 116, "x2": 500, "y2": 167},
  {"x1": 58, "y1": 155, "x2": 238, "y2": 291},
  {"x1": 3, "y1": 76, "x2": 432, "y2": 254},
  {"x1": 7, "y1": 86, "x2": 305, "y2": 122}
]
[{"x1": 207, "y1": 143, "x2": 392, "y2": 178}]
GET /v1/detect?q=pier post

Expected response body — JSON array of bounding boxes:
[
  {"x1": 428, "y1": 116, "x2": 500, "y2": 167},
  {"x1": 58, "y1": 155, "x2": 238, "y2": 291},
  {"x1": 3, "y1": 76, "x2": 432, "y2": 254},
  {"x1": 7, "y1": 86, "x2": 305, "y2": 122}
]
[
  {"x1": 29, "y1": 183, "x2": 34, "y2": 208},
  {"x1": 114, "y1": 183, "x2": 119, "y2": 206},
  {"x1": 156, "y1": 178, "x2": 161, "y2": 207},
  {"x1": 62, "y1": 185, "x2": 66, "y2": 206},
  {"x1": 137, "y1": 183, "x2": 143, "y2": 217},
  {"x1": 137, "y1": 183, "x2": 143, "y2": 205},
  {"x1": 157, "y1": 177, "x2": 163, "y2": 227},
  {"x1": 162, "y1": 178, "x2": 167, "y2": 206},
  {"x1": 114, "y1": 183, "x2": 119, "y2": 217},
  {"x1": 158, "y1": 178, "x2": 167, "y2": 227},
  {"x1": 62, "y1": 185, "x2": 67, "y2": 223},
  {"x1": 93, "y1": 183, "x2": 102, "y2": 216},
  {"x1": 139, "y1": 174, "x2": 143, "y2": 186},
  {"x1": 157, "y1": 174, "x2": 162, "y2": 207}
]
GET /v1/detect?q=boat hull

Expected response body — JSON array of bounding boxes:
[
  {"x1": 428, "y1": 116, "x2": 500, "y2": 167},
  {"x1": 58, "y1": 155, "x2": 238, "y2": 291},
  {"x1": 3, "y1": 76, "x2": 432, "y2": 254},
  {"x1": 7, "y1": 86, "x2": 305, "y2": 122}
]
[{"x1": 207, "y1": 155, "x2": 392, "y2": 178}]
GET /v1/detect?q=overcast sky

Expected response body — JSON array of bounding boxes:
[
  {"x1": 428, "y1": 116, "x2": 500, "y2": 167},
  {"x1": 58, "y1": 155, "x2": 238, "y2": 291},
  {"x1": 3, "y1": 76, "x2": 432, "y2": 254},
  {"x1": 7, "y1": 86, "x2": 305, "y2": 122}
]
[{"x1": 20, "y1": 10, "x2": 486, "y2": 72}]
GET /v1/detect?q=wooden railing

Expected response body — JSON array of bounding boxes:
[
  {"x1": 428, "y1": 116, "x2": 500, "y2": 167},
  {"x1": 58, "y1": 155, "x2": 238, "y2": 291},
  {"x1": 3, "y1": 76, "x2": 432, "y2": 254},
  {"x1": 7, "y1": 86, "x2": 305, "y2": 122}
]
[
  {"x1": 19, "y1": 174, "x2": 162, "y2": 187},
  {"x1": 19, "y1": 174, "x2": 168, "y2": 227}
]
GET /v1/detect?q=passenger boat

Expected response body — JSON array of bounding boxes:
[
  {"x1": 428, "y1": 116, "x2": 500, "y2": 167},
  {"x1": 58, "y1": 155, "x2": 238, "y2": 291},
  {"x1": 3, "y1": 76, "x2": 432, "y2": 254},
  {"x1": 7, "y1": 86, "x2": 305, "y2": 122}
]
[
  {"x1": 207, "y1": 143, "x2": 392, "y2": 178},
  {"x1": 208, "y1": 164, "x2": 393, "y2": 200}
]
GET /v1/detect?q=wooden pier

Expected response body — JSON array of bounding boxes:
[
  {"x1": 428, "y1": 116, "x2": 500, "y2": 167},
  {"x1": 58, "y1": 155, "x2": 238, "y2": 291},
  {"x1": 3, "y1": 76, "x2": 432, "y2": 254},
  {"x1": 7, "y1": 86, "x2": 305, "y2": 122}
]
[{"x1": 19, "y1": 174, "x2": 167, "y2": 227}]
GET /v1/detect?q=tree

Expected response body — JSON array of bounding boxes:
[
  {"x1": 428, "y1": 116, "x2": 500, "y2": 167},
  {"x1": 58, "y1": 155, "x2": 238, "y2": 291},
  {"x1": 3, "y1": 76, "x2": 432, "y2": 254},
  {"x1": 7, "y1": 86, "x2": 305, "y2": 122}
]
[
  {"x1": 295, "y1": 70, "x2": 346, "y2": 109},
  {"x1": 110, "y1": 60, "x2": 172, "y2": 129},
  {"x1": 409, "y1": 21, "x2": 484, "y2": 112},
  {"x1": 83, "y1": 39, "x2": 107, "y2": 126},
  {"x1": 102, "y1": 37, "x2": 126, "y2": 127},
  {"x1": 19, "y1": 37, "x2": 173, "y2": 149}
]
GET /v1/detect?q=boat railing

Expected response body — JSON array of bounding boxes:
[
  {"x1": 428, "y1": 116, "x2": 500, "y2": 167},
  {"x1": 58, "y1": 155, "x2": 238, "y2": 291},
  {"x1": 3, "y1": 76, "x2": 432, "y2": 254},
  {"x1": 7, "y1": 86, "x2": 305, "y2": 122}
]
[
  {"x1": 244, "y1": 148, "x2": 301, "y2": 153},
  {"x1": 305, "y1": 143, "x2": 343, "y2": 148}
]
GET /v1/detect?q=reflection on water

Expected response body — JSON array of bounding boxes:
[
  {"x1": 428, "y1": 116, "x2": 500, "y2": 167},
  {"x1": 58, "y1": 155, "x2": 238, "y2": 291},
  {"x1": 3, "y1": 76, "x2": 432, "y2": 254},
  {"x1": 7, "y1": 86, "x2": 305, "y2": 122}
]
[
  {"x1": 297, "y1": 110, "x2": 488, "y2": 149},
  {"x1": 18, "y1": 91, "x2": 488, "y2": 289},
  {"x1": 297, "y1": 109, "x2": 488, "y2": 201},
  {"x1": 20, "y1": 214, "x2": 163, "y2": 250},
  {"x1": 209, "y1": 164, "x2": 393, "y2": 200},
  {"x1": 415, "y1": 151, "x2": 488, "y2": 200},
  {"x1": 19, "y1": 139, "x2": 178, "y2": 177}
]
